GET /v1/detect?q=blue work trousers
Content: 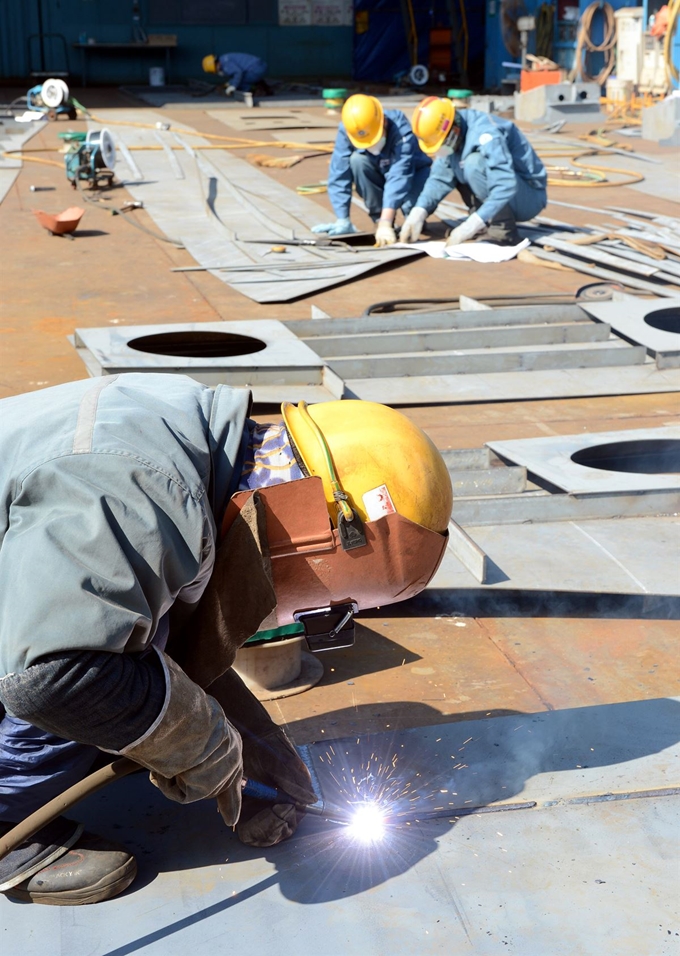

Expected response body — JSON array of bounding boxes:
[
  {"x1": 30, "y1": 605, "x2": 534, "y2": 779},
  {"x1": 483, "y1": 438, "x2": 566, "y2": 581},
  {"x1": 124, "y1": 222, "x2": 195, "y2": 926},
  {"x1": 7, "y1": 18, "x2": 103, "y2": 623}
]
[
  {"x1": 462, "y1": 151, "x2": 547, "y2": 223},
  {"x1": 349, "y1": 151, "x2": 431, "y2": 222},
  {"x1": 236, "y1": 65, "x2": 266, "y2": 92},
  {"x1": 0, "y1": 713, "x2": 98, "y2": 822},
  {"x1": 0, "y1": 615, "x2": 171, "y2": 823}
]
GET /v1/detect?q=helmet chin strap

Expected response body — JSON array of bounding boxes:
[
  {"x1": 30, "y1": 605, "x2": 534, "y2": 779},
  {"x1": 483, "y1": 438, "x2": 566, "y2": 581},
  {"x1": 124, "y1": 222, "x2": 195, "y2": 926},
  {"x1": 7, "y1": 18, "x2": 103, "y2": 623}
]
[{"x1": 286, "y1": 401, "x2": 367, "y2": 551}]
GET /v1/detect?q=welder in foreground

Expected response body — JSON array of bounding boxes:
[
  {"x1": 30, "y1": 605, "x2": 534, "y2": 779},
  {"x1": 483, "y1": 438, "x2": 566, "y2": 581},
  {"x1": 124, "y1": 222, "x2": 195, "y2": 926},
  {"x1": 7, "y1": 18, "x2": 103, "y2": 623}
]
[
  {"x1": 311, "y1": 93, "x2": 432, "y2": 246},
  {"x1": 400, "y1": 97, "x2": 547, "y2": 246},
  {"x1": 0, "y1": 375, "x2": 452, "y2": 905}
]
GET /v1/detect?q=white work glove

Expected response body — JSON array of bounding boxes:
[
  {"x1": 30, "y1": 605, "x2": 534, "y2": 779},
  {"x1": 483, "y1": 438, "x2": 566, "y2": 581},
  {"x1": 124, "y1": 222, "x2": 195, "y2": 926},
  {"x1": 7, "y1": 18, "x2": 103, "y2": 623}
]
[
  {"x1": 225, "y1": 85, "x2": 236, "y2": 96},
  {"x1": 445, "y1": 212, "x2": 485, "y2": 247},
  {"x1": 375, "y1": 219, "x2": 397, "y2": 247},
  {"x1": 311, "y1": 217, "x2": 358, "y2": 236},
  {"x1": 398, "y1": 207, "x2": 428, "y2": 243}
]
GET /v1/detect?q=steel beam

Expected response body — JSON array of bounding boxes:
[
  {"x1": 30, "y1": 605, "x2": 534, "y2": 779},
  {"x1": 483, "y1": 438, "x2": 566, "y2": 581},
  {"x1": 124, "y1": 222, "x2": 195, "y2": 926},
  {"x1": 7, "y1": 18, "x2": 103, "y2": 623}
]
[{"x1": 327, "y1": 340, "x2": 645, "y2": 379}]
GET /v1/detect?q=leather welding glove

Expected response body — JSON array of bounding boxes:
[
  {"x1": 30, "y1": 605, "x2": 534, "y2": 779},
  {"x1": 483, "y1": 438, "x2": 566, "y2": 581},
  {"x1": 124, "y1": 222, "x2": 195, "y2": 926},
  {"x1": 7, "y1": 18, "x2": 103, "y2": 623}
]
[
  {"x1": 237, "y1": 728, "x2": 317, "y2": 847},
  {"x1": 445, "y1": 212, "x2": 485, "y2": 247},
  {"x1": 398, "y1": 206, "x2": 427, "y2": 243},
  {"x1": 374, "y1": 219, "x2": 397, "y2": 247},
  {"x1": 206, "y1": 667, "x2": 316, "y2": 847},
  {"x1": 121, "y1": 651, "x2": 244, "y2": 825},
  {"x1": 311, "y1": 217, "x2": 358, "y2": 236}
]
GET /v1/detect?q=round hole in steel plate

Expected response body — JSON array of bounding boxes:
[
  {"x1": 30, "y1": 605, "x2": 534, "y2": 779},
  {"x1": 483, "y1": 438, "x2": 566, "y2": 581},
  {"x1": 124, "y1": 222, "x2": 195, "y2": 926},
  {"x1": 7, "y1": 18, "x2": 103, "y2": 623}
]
[
  {"x1": 571, "y1": 439, "x2": 680, "y2": 475},
  {"x1": 127, "y1": 331, "x2": 267, "y2": 358},
  {"x1": 643, "y1": 306, "x2": 680, "y2": 336}
]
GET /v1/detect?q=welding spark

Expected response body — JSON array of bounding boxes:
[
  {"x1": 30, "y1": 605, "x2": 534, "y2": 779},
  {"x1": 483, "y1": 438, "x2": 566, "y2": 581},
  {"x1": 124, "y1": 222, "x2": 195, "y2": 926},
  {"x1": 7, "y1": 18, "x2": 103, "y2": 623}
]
[{"x1": 346, "y1": 803, "x2": 387, "y2": 844}]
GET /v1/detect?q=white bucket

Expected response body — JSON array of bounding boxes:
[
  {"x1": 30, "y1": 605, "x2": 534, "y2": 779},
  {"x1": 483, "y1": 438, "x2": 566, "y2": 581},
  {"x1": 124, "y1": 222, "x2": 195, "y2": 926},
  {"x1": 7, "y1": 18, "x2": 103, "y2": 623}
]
[
  {"x1": 606, "y1": 77, "x2": 634, "y2": 106},
  {"x1": 149, "y1": 67, "x2": 165, "y2": 87},
  {"x1": 234, "y1": 637, "x2": 305, "y2": 692}
]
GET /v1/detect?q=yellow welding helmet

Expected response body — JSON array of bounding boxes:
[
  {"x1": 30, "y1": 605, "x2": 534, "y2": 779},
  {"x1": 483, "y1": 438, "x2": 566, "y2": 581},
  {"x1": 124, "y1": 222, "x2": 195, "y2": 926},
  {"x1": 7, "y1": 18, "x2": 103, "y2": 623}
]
[
  {"x1": 341, "y1": 94, "x2": 385, "y2": 149},
  {"x1": 202, "y1": 54, "x2": 218, "y2": 74},
  {"x1": 282, "y1": 400, "x2": 452, "y2": 534},
  {"x1": 412, "y1": 96, "x2": 457, "y2": 155}
]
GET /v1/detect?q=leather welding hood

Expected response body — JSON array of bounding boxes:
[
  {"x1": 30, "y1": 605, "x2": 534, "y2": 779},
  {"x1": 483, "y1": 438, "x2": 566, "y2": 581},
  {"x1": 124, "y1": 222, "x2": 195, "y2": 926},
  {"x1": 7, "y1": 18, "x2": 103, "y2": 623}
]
[{"x1": 222, "y1": 476, "x2": 448, "y2": 651}]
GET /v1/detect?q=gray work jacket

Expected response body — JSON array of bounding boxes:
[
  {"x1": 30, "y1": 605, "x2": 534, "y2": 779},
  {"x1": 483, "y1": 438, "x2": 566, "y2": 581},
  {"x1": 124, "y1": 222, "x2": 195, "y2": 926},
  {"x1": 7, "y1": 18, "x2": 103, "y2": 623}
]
[{"x1": 0, "y1": 374, "x2": 251, "y2": 677}]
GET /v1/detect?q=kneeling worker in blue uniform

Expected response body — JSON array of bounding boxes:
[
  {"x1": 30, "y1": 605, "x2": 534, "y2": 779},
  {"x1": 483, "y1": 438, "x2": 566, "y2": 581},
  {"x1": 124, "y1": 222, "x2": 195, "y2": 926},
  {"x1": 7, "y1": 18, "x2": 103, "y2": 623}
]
[
  {"x1": 312, "y1": 94, "x2": 432, "y2": 246},
  {"x1": 202, "y1": 52, "x2": 268, "y2": 94},
  {"x1": 400, "y1": 97, "x2": 547, "y2": 247}
]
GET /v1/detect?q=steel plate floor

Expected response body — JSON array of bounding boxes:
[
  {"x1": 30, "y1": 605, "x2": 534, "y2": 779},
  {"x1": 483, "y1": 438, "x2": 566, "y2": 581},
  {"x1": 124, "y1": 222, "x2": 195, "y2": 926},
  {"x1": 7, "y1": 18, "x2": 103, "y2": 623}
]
[{"x1": 2, "y1": 699, "x2": 678, "y2": 956}]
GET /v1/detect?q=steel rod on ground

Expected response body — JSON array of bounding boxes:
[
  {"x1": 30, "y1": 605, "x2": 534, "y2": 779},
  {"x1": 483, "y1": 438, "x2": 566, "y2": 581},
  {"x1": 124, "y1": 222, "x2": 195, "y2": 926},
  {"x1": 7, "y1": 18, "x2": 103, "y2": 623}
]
[
  {"x1": 528, "y1": 248, "x2": 680, "y2": 297},
  {"x1": 533, "y1": 236, "x2": 680, "y2": 285}
]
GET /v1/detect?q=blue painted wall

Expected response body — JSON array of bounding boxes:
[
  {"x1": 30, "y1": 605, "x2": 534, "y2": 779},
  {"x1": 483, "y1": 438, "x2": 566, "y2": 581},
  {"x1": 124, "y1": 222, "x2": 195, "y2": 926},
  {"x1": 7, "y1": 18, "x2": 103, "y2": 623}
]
[{"x1": 0, "y1": 0, "x2": 353, "y2": 83}]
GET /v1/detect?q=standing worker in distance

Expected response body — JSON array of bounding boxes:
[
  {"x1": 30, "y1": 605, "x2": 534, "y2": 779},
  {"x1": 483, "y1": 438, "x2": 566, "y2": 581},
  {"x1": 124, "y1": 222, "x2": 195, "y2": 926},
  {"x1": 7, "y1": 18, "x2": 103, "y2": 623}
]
[
  {"x1": 202, "y1": 52, "x2": 269, "y2": 94},
  {"x1": 312, "y1": 94, "x2": 432, "y2": 246},
  {"x1": 0, "y1": 374, "x2": 452, "y2": 905},
  {"x1": 400, "y1": 97, "x2": 547, "y2": 246}
]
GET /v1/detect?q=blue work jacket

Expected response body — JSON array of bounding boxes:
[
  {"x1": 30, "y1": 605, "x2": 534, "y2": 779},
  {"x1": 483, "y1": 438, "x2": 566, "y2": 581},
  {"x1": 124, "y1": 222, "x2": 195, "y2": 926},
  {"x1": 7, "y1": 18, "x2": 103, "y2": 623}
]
[
  {"x1": 217, "y1": 53, "x2": 267, "y2": 90},
  {"x1": 416, "y1": 110, "x2": 547, "y2": 223},
  {"x1": 0, "y1": 374, "x2": 251, "y2": 677},
  {"x1": 328, "y1": 110, "x2": 432, "y2": 219}
]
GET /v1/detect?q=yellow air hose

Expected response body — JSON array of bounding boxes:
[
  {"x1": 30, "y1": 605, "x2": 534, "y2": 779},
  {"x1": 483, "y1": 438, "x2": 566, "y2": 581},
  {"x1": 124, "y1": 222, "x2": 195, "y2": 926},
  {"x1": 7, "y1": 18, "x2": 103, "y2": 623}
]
[
  {"x1": 569, "y1": 1, "x2": 617, "y2": 85},
  {"x1": 664, "y1": 0, "x2": 680, "y2": 84}
]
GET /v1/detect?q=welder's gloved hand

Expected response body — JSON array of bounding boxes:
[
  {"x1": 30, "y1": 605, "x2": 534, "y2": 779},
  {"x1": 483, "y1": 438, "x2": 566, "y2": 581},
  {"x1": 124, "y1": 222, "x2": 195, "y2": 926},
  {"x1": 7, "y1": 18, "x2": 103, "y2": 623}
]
[
  {"x1": 121, "y1": 651, "x2": 244, "y2": 826},
  {"x1": 445, "y1": 212, "x2": 485, "y2": 247},
  {"x1": 311, "y1": 217, "x2": 358, "y2": 236},
  {"x1": 398, "y1": 206, "x2": 428, "y2": 243},
  {"x1": 375, "y1": 219, "x2": 397, "y2": 247},
  {"x1": 225, "y1": 85, "x2": 236, "y2": 96},
  {"x1": 237, "y1": 727, "x2": 316, "y2": 848}
]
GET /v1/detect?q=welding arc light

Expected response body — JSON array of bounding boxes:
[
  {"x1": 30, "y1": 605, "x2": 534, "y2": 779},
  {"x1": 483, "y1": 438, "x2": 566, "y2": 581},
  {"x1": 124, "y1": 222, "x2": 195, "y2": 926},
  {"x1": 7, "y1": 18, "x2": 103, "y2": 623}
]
[{"x1": 347, "y1": 803, "x2": 387, "y2": 844}]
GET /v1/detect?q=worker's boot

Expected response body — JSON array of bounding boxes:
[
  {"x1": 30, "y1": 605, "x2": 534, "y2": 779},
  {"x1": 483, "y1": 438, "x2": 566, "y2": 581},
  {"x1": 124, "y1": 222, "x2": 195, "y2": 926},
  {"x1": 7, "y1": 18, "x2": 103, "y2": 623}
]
[
  {"x1": 0, "y1": 817, "x2": 137, "y2": 905},
  {"x1": 484, "y1": 206, "x2": 521, "y2": 246},
  {"x1": 456, "y1": 182, "x2": 479, "y2": 212}
]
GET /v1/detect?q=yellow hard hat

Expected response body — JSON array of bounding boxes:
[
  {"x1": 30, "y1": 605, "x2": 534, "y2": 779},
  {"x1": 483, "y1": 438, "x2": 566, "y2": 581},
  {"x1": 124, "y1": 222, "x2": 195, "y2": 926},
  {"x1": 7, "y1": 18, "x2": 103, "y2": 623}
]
[
  {"x1": 202, "y1": 54, "x2": 217, "y2": 74},
  {"x1": 341, "y1": 94, "x2": 385, "y2": 149},
  {"x1": 412, "y1": 96, "x2": 457, "y2": 155},
  {"x1": 282, "y1": 400, "x2": 453, "y2": 535}
]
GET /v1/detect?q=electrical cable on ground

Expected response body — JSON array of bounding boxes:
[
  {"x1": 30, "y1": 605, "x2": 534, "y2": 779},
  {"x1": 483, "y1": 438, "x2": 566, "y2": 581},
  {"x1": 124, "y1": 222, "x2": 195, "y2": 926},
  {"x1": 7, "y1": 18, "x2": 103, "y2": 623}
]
[
  {"x1": 2, "y1": 148, "x2": 185, "y2": 247},
  {"x1": 72, "y1": 176, "x2": 185, "y2": 247},
  {"x1": 535, "y1": 144, "x2": 644, "y2": 187}
]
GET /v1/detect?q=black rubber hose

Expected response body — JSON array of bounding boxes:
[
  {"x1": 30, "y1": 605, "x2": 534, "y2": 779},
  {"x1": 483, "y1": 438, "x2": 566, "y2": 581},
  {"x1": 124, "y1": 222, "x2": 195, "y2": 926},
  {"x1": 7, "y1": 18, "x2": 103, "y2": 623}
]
[{"x1": 362, "y1": 292, "x2": 581, "y2": 315}]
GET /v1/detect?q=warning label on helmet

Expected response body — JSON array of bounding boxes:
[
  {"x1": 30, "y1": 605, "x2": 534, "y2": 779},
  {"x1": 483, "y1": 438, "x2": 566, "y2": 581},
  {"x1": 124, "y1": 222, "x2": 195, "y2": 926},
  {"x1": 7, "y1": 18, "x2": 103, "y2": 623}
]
[{"x1": 362, "y1": 484, "x2": 396, "y2": 521}]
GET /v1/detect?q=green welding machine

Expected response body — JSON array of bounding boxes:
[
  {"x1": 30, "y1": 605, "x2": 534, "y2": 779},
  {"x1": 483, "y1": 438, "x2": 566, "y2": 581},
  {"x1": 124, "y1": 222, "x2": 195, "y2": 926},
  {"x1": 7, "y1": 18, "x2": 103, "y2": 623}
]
[{"x1": 63, "y1": 129, "x2": 116, "y2": 189}]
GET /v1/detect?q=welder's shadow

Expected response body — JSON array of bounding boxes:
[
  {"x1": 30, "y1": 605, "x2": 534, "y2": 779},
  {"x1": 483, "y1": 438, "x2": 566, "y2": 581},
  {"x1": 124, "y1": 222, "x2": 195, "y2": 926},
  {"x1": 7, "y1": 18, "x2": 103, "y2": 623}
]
[
  {"x1": 266, "y1": 695, "x2": 680, "y2": 904},
  {"x1": 79, "y1": 696, "x2": 680, "y2": 908}
]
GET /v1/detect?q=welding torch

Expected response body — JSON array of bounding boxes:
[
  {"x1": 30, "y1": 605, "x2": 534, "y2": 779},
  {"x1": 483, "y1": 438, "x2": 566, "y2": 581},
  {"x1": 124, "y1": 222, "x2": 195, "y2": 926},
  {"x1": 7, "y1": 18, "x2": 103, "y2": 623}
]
[
  {"x1": 241, "y1": 777, "x2": 351, "y2": 824},
  {"x1": 0, "y1": 758, "x2": 350, "y2": 863}
]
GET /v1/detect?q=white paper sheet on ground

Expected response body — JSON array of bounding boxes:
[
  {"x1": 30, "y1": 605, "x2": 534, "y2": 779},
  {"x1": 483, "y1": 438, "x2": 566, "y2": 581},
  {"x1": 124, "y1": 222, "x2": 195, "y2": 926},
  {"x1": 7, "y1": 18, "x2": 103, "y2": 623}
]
[
  {"x1": 16, "y1": 111, "x2": 47, "y2": 123},
  {"x1": 396, "y1": 237, "x2": 529, "y2": 262}
]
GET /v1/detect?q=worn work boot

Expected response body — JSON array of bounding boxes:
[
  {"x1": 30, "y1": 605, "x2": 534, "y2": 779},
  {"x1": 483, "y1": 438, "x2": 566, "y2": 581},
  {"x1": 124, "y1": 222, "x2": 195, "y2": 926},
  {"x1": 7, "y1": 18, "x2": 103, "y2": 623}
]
[
  {"x1": 456, "y1": 182, "x2": 479, "y2": 212},
  {"x1": 483, "y1": 206, "x2": 521, "y2": 246},
  {"x1": 0, "y1": 817, "x2": 137, "y2": 905}
]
